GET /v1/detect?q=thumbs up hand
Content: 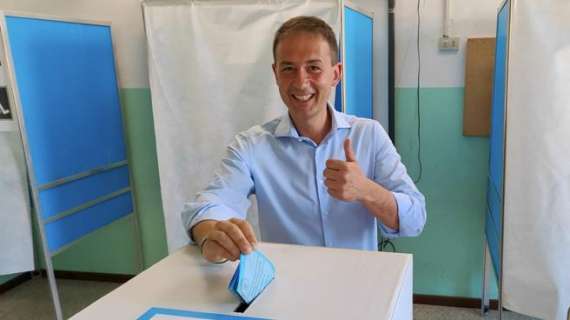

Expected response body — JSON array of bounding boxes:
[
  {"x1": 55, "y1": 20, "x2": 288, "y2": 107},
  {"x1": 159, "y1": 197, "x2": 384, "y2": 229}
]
[
  {"x1": 343, "y1": 138, "x2": 357, "y2": 162},
  {"x1": 324, "y1": 139, "x2": 370, "y2": 202}
]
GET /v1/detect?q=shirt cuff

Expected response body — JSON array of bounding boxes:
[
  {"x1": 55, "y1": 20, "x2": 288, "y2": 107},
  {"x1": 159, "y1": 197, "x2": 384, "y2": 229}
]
[
  {"x1": 184, "y1": 204, "x2": 241, "y2": 243},
  {"x1": 379, "y1": 192, "x2": 414, "y2": 239}
]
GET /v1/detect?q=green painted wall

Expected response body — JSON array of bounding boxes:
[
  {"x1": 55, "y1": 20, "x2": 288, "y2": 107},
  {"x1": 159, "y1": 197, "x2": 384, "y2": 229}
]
[
  {"x1": 393, "y1": 87, "x2": 497, "y2": 298},
  {"x1": 120, "y1": 88, "x2": 168, "y2": 267}
]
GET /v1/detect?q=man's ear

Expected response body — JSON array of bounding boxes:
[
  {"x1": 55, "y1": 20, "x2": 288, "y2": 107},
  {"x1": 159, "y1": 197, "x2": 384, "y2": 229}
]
[
  {"x1": 272, "y1": 63, "x2": 278, "y2": 82},
  {"x1": 332, "y1": 62, "x2": 343, "y2": 86}
]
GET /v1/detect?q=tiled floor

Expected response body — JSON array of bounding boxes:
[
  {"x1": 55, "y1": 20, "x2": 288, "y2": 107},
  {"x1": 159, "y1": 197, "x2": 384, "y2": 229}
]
[
  {"x1": 0, "y1": 276, "x2": 120, "y2": 319},
  {"x1": 0, "y1": 277, "x2": 539, "y2": 319}
]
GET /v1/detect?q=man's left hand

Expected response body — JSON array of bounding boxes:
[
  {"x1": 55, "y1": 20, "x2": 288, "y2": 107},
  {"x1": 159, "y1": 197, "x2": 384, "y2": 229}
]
[{"x1": 324, "y1": 139, "x2": 371, "y2": 202}]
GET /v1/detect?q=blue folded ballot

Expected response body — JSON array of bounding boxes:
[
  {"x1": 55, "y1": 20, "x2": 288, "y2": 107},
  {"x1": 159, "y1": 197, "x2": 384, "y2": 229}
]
[{"x1": 228, "y1": 250, "x2": 275, "y2": 304}]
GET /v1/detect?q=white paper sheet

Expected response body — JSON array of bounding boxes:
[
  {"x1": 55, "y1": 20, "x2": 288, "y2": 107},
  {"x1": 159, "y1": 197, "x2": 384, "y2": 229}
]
[
  {"x1": 503, "y1": 1, "x2": 570, "y2": 319},
  {"x1": 0, "y1": 127, "x2": 34, "y2": 275},
  {"x1": 0, "y1": 29, "x2": 34, "y2": 275}
]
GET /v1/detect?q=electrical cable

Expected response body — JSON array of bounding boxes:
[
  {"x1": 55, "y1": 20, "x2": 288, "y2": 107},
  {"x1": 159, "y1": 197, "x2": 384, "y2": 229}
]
[
  {"x1": 414, "y1": 0, "x2": 423, "y2": 184},
  {"x1": 378, "y1": 235, "x2": 396, "y2": 252}
]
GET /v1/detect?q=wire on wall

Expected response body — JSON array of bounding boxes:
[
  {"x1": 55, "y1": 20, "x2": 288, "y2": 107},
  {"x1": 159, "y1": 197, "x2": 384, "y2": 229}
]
[
  {"x1": 379, "y1": 236, "x2": 396, "y2": 252},
  {"x1": 414, "y1": 0, "x2": 423, "y2": 184},
  {"x1": 388, "y1": 0, "x2": 396, "y2": 142}
]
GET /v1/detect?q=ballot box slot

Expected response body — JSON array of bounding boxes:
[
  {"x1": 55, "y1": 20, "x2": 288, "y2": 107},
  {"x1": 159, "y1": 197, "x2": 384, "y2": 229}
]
[{"x1": 234, "y1": 301, "x2": 251, "y2": 313}]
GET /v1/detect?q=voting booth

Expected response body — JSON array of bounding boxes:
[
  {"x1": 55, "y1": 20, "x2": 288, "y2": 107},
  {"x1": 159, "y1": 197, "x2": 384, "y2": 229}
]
[
  {"x1": 482, "y1": 1, "x2": 570, "y2": 319},
  {"x1": 0, "y1": 12, "x2": 143, "y2": 320},
  {"x1": 143, "y1": 0, "x2": 377, "y2": 253}
]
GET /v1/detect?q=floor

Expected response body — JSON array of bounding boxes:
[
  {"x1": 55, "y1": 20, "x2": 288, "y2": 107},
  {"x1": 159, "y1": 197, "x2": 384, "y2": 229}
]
[
  {"x1": 0, "y1": 276, "x2": 539, "y2": 319},
  {"x1": 414, "y1": 304, "x2": 538, "y2": 320}
]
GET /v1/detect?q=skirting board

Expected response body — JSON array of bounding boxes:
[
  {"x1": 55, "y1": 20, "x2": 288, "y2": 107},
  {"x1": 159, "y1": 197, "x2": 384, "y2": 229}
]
[
  {"x1": 0, "y1": 270, "x2": 133, "y2": 294},
  {"x1": 414, "y1": 294, "x2": 498, "y2": 310},
  {"x1": 0, "y1": 272, "x2": 32, "y2": 294},
  {"x1": 2, "y1": 274, "x2": 498, "y2": 311},
  {"x1": 42, "y1": 270, "x2": 134, "y2": 283}
]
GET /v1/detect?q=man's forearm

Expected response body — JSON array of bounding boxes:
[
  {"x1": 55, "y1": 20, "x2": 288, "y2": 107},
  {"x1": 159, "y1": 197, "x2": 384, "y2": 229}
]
[{"x1": 360, "y1": 179, "x2": 399, "y2": 230}]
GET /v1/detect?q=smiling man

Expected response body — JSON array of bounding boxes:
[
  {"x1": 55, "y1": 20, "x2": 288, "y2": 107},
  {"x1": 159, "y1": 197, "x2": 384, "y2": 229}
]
[{"x1": 183, "y1": 16, "x2": 426, "y2": 263}]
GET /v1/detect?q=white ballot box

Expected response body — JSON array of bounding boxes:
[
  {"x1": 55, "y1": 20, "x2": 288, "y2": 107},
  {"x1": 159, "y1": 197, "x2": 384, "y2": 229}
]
[{"x1": 71, "y1": 243, "x2": 412, "y2": 320}]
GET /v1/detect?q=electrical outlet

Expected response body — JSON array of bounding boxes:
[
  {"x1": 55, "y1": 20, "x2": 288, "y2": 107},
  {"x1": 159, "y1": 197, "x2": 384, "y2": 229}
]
[{"x1": 438, "y1": 36, "x2": 460, "y2": 51}]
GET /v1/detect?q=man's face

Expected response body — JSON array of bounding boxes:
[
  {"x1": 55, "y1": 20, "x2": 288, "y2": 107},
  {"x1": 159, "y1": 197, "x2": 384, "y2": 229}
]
[{"x1": 272, "y1": 32, "x2": 342, "y2": 123}]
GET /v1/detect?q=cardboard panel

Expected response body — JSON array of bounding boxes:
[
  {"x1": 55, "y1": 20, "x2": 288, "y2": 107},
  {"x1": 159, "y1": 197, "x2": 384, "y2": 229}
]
[{"x1": 463, "y1": 38, "x2": 496, "y2": 136}]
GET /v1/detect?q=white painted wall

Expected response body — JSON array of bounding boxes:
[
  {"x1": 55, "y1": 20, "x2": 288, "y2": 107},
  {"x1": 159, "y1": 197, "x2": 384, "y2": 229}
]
[
  {"x1": 0, "y1": 0, "x2": 148, "y2": 88},
  {"x1": 395, "y1": 0, "x2": 500, "y2": 88}
]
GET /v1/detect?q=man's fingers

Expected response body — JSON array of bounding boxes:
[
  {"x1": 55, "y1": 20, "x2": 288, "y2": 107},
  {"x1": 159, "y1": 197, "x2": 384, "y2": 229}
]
[
  {"x1": 324, "y1": 178, "x2": 340, "y2": 190},
  {"x1": 323, "y1": 168, "x2": 340, "y2": 181},
  {"x1": 217, "y1": 221, "x2": 253, "y2": 253},
  {"x1": 208, "y1": 230, "x2": 241, "y2": 260},
  {"x1": 324, "y1": 167, "x2": 349, "y2": 183},
  {"x1": 344, "y1": 139, "x2": 356, "y2": 162},
  {"x1": 202, "y1": 239, "x2": 234, "y2": 262},
  {"x1": 326, "y1": 159, "x2": 347, "y2": 170},
  {"x1": 230, "y1": 218, "x2": 258, "y2": 248}
]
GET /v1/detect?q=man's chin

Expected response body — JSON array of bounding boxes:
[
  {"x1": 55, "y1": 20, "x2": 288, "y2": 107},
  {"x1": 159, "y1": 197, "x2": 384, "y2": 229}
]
[
  {"x1": 287, "y1": 103, "x2": 328, "y2": 120},
  {"x1": 286, "y1": 103, "x2": 315, "y2": 115}
]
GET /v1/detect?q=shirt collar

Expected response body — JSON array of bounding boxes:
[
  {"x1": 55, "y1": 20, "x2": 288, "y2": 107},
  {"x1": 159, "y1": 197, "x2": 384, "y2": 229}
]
[{"x1": 274, "y1": 104, "x2": 352, "y2": 138}]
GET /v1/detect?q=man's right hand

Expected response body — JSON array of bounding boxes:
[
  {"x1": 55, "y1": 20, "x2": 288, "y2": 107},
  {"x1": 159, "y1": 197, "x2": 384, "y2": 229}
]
[{"x1": 190, "y1": 218, "x2": 257, "y2": 263}]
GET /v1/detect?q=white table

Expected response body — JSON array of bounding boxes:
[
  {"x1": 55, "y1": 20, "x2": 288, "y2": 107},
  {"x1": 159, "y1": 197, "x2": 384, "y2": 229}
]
[{"x1": 71, "y1": 242, "x2": 412, "y2": 320}]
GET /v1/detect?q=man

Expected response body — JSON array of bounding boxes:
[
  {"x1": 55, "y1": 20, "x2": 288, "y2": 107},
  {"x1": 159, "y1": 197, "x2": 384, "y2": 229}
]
[{"x1": 182, "y1": 16, "x2": 426, "y2": 263}]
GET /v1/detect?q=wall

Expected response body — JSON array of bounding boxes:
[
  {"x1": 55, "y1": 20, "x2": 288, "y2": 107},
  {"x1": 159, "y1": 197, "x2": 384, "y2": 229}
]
[
  {"x1": 1, "y1": 0, "x2": 501, "y2": 300},
  {"x1": 392, "y1": 0, "x2": 500, "y2": 298}
]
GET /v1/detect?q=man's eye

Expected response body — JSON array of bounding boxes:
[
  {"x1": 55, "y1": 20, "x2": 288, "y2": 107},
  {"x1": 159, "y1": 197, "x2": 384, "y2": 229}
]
[
  {"x1": 309, "y1": 66, "x2": 321, "y2": 72},
  {"x1": 281, "y1": 66, "x2": 293, "y2": 72}
]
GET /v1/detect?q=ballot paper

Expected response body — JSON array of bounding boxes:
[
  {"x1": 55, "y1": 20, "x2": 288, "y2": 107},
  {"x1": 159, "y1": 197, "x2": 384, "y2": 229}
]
[{"x1": 228, "y1": 250, "x2": 275, "y2": 304}]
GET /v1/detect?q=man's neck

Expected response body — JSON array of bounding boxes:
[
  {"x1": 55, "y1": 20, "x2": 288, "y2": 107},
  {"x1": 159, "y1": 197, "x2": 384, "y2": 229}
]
[{"x1": 290, "y1": 106, "x2": 332, "y2": 145}]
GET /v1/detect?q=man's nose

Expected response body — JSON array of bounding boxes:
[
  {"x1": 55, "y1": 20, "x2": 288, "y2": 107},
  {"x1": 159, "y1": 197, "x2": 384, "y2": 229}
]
[{"x1": 292, "y1": 68, "x2": 309, "y2": 88}]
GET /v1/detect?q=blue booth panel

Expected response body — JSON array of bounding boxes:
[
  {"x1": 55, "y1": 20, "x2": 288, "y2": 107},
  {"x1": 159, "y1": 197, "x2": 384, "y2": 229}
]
[
  {"x1": 44, "y1": 192, "x2": 133, "y2": 253},
  {"x1": 5, "y1": 15, "x2": 134, "y2": 254},
  {"x1": 335, "y1": 6, "x2": 373, "y2": 119},
  {"x1": 5, "y1": 16, "x2": 127, "y2": 184},
  {"x1": 38, "y1": 165, "x2": 130, "y2": 220},
  {"x1": 485, "y1": 0, "x2": 510, "y2": 278}
]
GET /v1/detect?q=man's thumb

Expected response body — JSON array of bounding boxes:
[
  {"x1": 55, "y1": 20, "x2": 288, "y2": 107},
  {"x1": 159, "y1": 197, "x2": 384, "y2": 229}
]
[{"x1": 344, "y1": 138, "x2": 356, "y2": 162}]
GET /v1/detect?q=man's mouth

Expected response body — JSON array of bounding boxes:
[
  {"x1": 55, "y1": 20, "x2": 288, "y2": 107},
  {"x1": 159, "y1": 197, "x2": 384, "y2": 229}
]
[{"x1": 291, "y1": 93, "x2": 315, "y2": 102}]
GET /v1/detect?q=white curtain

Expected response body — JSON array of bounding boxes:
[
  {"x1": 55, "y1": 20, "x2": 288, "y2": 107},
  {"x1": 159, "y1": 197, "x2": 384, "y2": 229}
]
[
  {"x1": 503, "y1": 1, "x2": 570, "y2": 319},
  {"x1": 143, "y1": 0, "x2": 340, "y2": 251},
  {"x1": 0, "y1": 122, "x2": 34, "y2": 275}
]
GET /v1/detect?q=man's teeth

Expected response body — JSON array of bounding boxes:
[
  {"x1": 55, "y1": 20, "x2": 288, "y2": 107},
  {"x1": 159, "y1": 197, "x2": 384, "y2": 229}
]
[{"x1": 293, "y1": 94, "x2": 313, "y2": 101}]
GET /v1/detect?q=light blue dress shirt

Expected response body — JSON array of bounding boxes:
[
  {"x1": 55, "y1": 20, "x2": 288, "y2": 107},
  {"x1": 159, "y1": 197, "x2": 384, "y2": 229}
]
[{"x1": 182, "y1": 107, "x2": 426, "y2": 251}]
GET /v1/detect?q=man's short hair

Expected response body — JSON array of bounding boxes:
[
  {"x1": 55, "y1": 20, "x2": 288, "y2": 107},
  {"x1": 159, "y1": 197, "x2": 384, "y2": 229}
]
[{"x1": 273, "y1": 16, "x2": 339, "y2": 65}]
